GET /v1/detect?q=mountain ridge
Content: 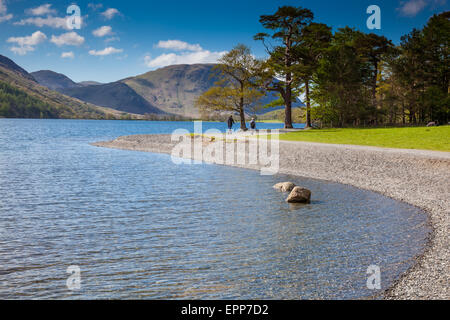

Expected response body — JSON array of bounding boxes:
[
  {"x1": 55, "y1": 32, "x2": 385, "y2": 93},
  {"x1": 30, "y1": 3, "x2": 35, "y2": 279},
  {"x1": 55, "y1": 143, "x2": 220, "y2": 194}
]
[
  {"x1": 0, "y1": 55, "x2": 37, "y2": 82},
  {"x1": 31, "y1": 70, "x2": 81, "y2": 91},
  {"x1": 60, "y1": 81, "x2": 165, "y2": 115},
  {"x1": 31, "y1": 62, "x2": 293, "y2": 118},
  {"x1": 0, "y1": 54, "x2": 133, "y2": 119},
  {"x1": 31, "y1": 64, "x2": 221, "y2": 118}
]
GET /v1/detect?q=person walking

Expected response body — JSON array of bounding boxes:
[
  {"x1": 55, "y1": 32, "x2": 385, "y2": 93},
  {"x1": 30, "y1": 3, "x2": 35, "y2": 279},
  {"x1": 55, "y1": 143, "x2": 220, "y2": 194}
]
[
  {"x1": 250, "y1": 118, "x2": 256, "y2": 130},
  {"x1": 227, "y1": 115, "x2": 235, "y2": 132}
]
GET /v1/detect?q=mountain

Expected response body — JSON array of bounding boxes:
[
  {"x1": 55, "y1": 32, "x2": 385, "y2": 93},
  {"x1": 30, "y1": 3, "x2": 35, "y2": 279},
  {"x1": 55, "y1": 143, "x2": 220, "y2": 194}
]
[
  {"x1": 0, "y1": 55, "x2": 36, "y2": 82},
  {"x1": 1, "y1": 55, "x2": 286, "y2": 120},
  {"x1": 35, "y1": 64, "x2": 217, "y2": 118},
  {"x1": 31, "y1": 70, "x2": 81, "y2": 91},
  {"x1": 123, "y1": 64, "x2": 219, "y2": 118},
  {"x1": 32, "y1": 63, "x2": 290, "y2": 118},
  {"x1": 78, "y1": 81, "x2": 103, "y2": 86},
  {"x1": 0, "y1": 54, "x2": 130, "y2": 119},
  {"x1": 60, "y1": 81, "x2": 165, "y2": 115}
]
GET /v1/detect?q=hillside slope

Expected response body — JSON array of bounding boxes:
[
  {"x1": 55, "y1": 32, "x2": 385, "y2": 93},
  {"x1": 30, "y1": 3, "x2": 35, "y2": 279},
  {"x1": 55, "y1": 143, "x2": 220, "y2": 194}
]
[
  {"x1": 31, "y1": 63, "x2": 291, "y2": 118},
  {"x1": 0, "y1": 55, "x2": 36, "y2": 82},
  {"x1": 123, "y1": 64, "x2": 218, "y2": 118},
  {"x1": 78, "y1": 81, "x2": 103, "y2": 86},
  {"x1": 0, "y1": 54, "x2": 127, "y2": 119},
  {"x1": 31, "y1": 70, "x2": 81, "y2": 91},
  {"x1": 60, "y1": 81, "x2": 165, "y2": 115}
]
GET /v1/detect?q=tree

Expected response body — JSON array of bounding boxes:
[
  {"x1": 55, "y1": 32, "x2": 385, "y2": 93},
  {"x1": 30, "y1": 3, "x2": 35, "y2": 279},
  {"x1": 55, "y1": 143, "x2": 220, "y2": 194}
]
[
  {"x1": 354, "y1": 33, "x2": 393, "y2": 113},
  {"x1": 195, "y1": 44, "x2": 264, "y2": 130},
  {"x1": 312, "y1": 28, "x2": 372, "y2": 127},
  {"x1": 394, "y1": 29, "x2": 428, "y2": 124},
  {"x1": 254, "y1": 6, "x2": 314, "y2": 128},
  {"x1": 422, "y1": 12, "x2": 450, "y2": 123},
  {"x1": 294, "y1": 22, "x2": 332, "y2": 128},
  {"x1": 386, "y1": 12, "x2": 450, "y2": 125}
]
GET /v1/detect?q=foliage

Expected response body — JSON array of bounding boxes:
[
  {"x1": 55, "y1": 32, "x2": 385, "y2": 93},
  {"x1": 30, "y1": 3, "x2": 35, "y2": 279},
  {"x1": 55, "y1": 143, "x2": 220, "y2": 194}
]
[
  {"x1": 309, "y1": 12, "x2": 449, "y2": 127},
  {"x1": 293, "y1": 22, "x2": 332, "y2": 127},
  {"x1": 254, "y1": 6, "x2": 314, "y2": 128},
  {"x1": 0, "y1": 81, "x2": 61, "y2": 118},
  {"x1": 195, "y1": 44, "x2": 264, "y2": 130},
  {"x1": 254, "y1": 9, "x2": 448, "y2": 127}
]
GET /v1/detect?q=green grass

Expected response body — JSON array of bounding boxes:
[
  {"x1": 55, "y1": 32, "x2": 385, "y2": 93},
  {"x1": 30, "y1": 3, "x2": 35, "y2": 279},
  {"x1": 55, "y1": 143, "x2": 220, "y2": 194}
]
[
  {"x1": 257, "y1": 119, "x2": 284, "y2": 123},
  {"x1": 275, "y1": 126, "x2": 450, "y2": 152}
]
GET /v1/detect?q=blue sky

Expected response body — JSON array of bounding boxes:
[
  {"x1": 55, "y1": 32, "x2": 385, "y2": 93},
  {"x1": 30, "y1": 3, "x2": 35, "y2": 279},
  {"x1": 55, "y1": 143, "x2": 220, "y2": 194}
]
[{"x1": 0, "y1": 0, "x2": 448, "y2": 83}]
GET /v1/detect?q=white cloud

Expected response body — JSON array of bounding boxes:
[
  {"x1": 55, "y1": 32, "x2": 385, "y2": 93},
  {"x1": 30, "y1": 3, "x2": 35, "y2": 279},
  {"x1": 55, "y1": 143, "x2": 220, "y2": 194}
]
[
  {"x1": 156, "y1": 40, "x2": 202, "y2": 52},
  {"x1": 398, "y1": 0, "x2": 427, "y2": 16},
  {"x1": 0, "y1": 13, "x2": 12, "y2": 22},
  {"x1": 7, "y1": 31, "x2": 47, "y2": 55},
  {"x1": 145, "y1": 40, "x2": 227, "y2": 68},
  {"x1": 89, "y1": 47, "x2": 123, "y2": 56},
  {"x1": 105, "y1": 36, "x2": 120, "y2": 43},
  {"x1": 93, "y1": 26, "x2": 113, "y2": 37},
  {"x1": 50, "y1": 32, "x2": 85, "y2": 46},
  {"x1": 26, "y1": 4, "x2": 56, "y2": 16},
  {"x1": 9, "y1": 46, "x2": 34, "y2": 55},
  {"x1": 61, "y1": 51, "x2": 75, "y2": 59},
  {"x1": 88, "y1": 3, "x2": 103, "y2": 11},
  {"x1": 101, "y1": 8, "x2": 120, "y2": 20},
  {"x1": 0, "y1": 0, "x2": 12, "y2": 22},
  {"x1": 397, "y1": 0, "x2": 446, "y2": 17},
  {"x1": 14, "y1": 16, "x2": 70, "y2": 29},
  {"x1": 144, "y1": 50, "x2": 227, "y2": 69},
  {"x1": 0, "y1": 0, "x2": 6, "y2": 14}
]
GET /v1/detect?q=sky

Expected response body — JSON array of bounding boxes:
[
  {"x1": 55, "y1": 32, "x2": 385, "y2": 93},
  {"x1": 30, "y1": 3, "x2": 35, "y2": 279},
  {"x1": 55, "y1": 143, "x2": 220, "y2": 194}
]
[{"x1": 0, "y1": 0, "x2": 448, "y2": 83}]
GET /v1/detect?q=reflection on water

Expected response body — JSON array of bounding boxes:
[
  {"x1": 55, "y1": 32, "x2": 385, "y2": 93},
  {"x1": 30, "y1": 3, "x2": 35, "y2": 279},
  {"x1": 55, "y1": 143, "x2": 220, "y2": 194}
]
[{"x1": 0, "y1": 119, "x2": 429, "y2": 299}]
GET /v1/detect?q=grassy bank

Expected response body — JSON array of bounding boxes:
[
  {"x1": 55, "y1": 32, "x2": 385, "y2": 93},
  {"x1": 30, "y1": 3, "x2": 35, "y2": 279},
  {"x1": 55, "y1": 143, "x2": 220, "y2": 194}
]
[
  {"x1": 257, "y1": 120, "x2": 284, "y2": 123},
  {"x1": 275, "y1": 126, "x2": 450, "y2": 152}
]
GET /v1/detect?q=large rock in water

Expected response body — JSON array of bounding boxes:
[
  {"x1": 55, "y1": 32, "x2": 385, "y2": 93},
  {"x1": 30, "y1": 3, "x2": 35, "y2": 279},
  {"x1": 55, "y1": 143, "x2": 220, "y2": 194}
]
[
  {"x1": 273, "y1": 182, "x2": 296, "y2": 192},
  {"x1": 286, "y1": 187, "x2": 311, "y2": 203}
]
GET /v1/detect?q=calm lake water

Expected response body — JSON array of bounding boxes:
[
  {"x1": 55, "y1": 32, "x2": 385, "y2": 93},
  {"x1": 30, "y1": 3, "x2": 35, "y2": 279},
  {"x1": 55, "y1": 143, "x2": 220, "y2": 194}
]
[{"x1": 0, "y1": 119, "x2": 429, "y2": 299}]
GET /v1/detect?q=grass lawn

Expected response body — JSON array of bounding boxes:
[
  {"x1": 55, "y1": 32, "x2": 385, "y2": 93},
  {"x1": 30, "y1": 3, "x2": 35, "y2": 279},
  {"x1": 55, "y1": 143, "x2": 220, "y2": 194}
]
[
  {"x1": 275, "y1": 126, "x2": 450, "y2": 152},
  {"x1": 257, "y1": 120, "x2": 284, "y2": 123}
]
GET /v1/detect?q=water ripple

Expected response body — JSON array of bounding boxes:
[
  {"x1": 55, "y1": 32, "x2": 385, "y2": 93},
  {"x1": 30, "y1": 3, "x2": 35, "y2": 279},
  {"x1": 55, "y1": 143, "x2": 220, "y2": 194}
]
[{"x1": 0, "y1": 119, "x2": 429, "y2": 299}]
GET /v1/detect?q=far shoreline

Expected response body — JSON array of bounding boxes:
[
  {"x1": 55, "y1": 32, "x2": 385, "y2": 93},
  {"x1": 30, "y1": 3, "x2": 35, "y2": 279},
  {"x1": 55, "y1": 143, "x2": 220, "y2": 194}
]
[{"x1": 92, "y1": 134, "x2": 450, "y2": 300}]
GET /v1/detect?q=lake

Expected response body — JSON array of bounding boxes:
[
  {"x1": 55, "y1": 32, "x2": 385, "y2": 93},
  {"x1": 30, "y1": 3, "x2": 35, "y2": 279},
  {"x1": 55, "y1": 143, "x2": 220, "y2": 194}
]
[{"x1": 0, "y1": 119, "x2": 429, "y2": 299}]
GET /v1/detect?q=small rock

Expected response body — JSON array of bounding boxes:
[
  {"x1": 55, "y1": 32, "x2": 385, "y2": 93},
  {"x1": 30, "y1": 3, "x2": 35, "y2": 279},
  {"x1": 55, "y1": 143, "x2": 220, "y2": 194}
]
[
  {"x1": 286, "y1": 187, "x2": 311, "y2": 203},
  {"x1": 273, "y1": 182, "x2": 296, "y2": 192}
]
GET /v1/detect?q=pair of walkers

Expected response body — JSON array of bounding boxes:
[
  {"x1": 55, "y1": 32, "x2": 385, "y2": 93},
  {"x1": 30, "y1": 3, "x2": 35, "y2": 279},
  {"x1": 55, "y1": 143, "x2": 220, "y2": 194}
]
[{"x1": 227, "y1": 116, "x2": 256, "y2": 132}]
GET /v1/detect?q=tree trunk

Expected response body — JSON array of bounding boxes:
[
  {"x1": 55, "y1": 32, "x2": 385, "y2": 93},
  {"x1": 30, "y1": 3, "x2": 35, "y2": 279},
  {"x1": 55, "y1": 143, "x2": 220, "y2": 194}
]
[
  {"x1": 284, "y1": 41, "x2": 293, "y2": 129},
  {"x1": 410, "y1": 110, "x2": 417, "y2": 124},
  {"x1": 284, "y1": 96, "x2": 293, "y2": 128},
  {"x1": 284, "y1": 75, "x2": 293, "y2": 129},
  {"x1": 372, "y1": 60, "x2": 378, "y2": 109},
  {"x1": 305, "y1": 80, "x2": 312, "y2": 128},
  {"x1": 239, "y1": 107, "x2": 247, "y2": 131},
  {"x1": 239, "y1": 84, "x2": 247, "y2": 131},
  {"x1": 402, "y1": 102, "x2": 406, "y2": 125}
]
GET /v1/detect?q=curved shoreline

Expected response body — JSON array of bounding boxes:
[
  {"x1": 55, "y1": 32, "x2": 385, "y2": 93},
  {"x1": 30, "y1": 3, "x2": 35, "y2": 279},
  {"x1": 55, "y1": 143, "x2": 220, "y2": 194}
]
[{"x1": 92, "y1": 134, "x2": 450, "y2": 300}]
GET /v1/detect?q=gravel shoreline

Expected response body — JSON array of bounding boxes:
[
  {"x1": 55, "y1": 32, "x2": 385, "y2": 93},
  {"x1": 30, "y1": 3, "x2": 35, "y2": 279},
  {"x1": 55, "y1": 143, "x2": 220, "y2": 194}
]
[{"x1": 92, "y1": 134, "x2": 449, "y2": 300}]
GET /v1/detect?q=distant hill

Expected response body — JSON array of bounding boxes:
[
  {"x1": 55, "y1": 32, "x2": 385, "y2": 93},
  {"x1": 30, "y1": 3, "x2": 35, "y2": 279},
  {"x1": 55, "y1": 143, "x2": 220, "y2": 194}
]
[
  {"x1": 31, "y1": 70, "x2": 81, "y2": 91},
  {"x1": 78, "y1": 81, "x2": 103, "y2": 86},
  {"x1": 31, "y1": 63, "x2": 292, "y2": 119},
  {"x1": 123, "y1": 64, "x2": 219, "y2": 118},
  {"x1": 60, "y1": 81, "x2": 165, "y2": 115},
  {"x1": 0, "y1": 55, "x2": 36, "y2": 82},
  {"x1": 0, "y1": 54, "x2": 130, "y2": 119}
]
